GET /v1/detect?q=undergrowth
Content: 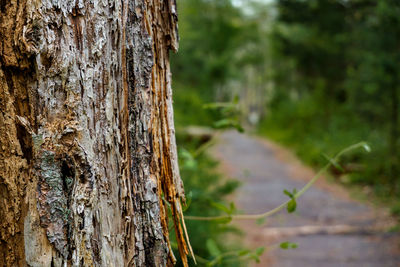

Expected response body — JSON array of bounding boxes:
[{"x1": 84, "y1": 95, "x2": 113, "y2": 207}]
[{"x1": 172, "y1": 131, "x2": 243, "y2": 266}]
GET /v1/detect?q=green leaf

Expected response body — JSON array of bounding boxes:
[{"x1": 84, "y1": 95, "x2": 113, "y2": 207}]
[
  {"x1": 210, "y1": 201, "x2": 231, "y2": 214},
  {"x1": 213, "y1": 119, "x2": 244, "y2": 133},
  {"x1": 255, "y1": 247, "x2": 265, "y2": 256},
  {"x1": 280, "y1": 242, "x2": 289, "y2": 249},
  {"x1": 283, "y1": 189, "x2": 293, "y2": 198},
  {"x1": 179, "y1": 148, "x2": 192, "y2": 159},
  {"x1": 206, "y1": 239, "x2": 221, "y2": 257},
  {"x1": 185, "y1": 160, "x2": 197, "y2": 169},
  {"x1": 214, "y1": 216, "x2": 232, "y2": 224},
  {"x1": 287, "y1": 199, "x2": 297, "y2": 213},
  {"x1": 280, "y1": 242, "x2": 298, "y2": 250},
  {"x1": 250, "y1": 254, "x2": 260, "y2": 263},
  {"x1": 179, "y1": 148, "x2": 197, "y2": 170},
  {"x1": 238, "y1": 249, "x2": 251, "y2": 256}
]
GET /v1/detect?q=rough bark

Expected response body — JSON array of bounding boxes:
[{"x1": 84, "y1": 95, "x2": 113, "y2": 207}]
[{"x1": 0, "y1": 0, "x2": 190, "y2": 266}]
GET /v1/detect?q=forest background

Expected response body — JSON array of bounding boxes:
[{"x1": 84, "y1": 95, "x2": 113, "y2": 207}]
[{"x1": 172, "y1": 0, "x2": 400, "y2": 265}]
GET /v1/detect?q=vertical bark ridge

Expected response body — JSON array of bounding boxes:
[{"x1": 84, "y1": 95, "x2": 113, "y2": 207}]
[
  {"x1": 0, "y1": 1, "x2": 36, "y2": 264},
  {"x1": 144, "y1": 1, "x2": 193, "y2": 266},
  {"x1": 124, "y1": 0, "x2": 191, "y2": 266}
]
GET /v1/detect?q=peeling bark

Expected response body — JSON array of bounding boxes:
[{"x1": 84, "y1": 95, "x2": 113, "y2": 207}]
[{"x1": 0, "y1": 1, "x2": 189, "y2": 266}]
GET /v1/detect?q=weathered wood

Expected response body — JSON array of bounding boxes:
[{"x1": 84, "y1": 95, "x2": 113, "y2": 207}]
[{"x1": 0, "y1": 0, "x2": 189, "y2": 266}]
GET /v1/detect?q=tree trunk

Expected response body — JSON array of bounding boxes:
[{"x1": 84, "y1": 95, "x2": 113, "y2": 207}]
[
  {"x1": 0, "y1": 0, "x2": 191, "y2": 266},
  {"x1": 389, "y1": 83, "x2": 399, "y2": 192}
]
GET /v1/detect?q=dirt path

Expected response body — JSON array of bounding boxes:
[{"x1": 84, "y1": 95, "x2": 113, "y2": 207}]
[{"x1": 211, "y1": 130, "x2": 400, "y2": 267}]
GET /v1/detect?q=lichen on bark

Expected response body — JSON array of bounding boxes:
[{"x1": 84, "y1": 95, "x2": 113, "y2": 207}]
[{"x1": 36, "y1": 150, "x2": 73, "y2": 259}]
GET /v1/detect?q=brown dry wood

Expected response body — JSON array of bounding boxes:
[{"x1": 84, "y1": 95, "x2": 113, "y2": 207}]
[{"x1": 0, "y1": 0, "x2": 189, "y2": 266}]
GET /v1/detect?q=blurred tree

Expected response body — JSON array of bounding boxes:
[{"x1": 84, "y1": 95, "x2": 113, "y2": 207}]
[
  {"x1": 267, "y1": 0, "x2": 400, "y2": 194},
  {"x1": 347, "y1": 0, "x2": 400, "y2": 188},
  {"x1": 172, "y1": 0, "x2": 244, "y2": 101},
  {"x1": 273, "y1": 0, "x2": 349, "y2": 117}
]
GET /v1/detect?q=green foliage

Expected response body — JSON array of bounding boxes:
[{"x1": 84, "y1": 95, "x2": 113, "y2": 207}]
[
  {"x1": 203, "y1": 243, "x2": 266, "y2": 266},
  {"x1": 174, "y1": 134, "x2": 241, "y2": 266},
  {"x1": 171, "y1": 2, "x2": 254, "y2": 262},
  {"x1": 171, "y1": 0, "x2": 400, "y2": 265},
  {"x1": 249, "y1": 247, "x2": 266, "y2": 263},
  {"x1": 175, "y1": 136, "x2": 273, "y2": 266},
  {"x1": 260, "y1": 0, "x2": 400, "y2": 210},
  {"x1": 279, "y1": 242, "x2": 298, "y2": 250},
  {"x1": 172, "y1": 0, "x2": 245, "y2": 100},
  {"x1": 213, "y1": 119, "x2": 244, "y2": 132},
  {"x1": 204, "y1": 98, "x2": 244, "y2": 132},
  {"x1": 206, "y1": 239, "x2": 222, "y2": 258},
  {"x1": 171, "y1": 0, "x2": 267, "y2": 129},
  {"x1": 283, "y1": 189, "x2": 297, "y2": 213}
]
